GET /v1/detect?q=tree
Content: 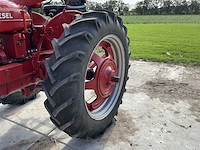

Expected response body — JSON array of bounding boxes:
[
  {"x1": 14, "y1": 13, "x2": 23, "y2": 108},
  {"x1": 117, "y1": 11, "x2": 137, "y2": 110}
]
[
  {"x1": 189, "y1": 0, "x2": 200, "y2": 14},
  {"x1": 102, "y1": 0, "x2": 118, "y2": 11},
  {"x1": 135, "y1": 0, "x2": 199, "y2": 15},
  {"x1": 135, "y1": 1, "x2": 145, "y2": 15},
  {"x1": 101, "y1": 0, "x2": 130, "y2": 15},
  {"x1": 87, "y1": 1, "x2": 97, "y2": 10},
  {"x1": 161, "y1": 0, "x2": 174, "y2": 14},
  {"x1": 123, "y1": 6, "x2": 129, "y2": 15}
]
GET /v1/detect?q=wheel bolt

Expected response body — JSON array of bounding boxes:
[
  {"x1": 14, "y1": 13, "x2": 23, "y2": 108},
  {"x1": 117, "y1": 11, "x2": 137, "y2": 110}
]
[{"x1": 111, "y1": 76, "x2": 120, "y2": 82}]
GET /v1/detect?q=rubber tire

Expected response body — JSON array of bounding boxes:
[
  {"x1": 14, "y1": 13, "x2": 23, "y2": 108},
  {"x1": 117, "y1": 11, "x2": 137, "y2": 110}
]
[
  {"x1": 43, "y1": 11, "x2": 129, "y2": 139},
  {"x1": 0, "y1": 88, "x2": 41, "y2": 105},
  {"x1": 48, "y1": 12, "x2": 55, "y2": 18}
]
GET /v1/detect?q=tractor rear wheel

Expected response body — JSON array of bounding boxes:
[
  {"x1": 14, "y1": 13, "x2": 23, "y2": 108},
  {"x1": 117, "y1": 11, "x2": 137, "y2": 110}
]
[{"x1": 43, "y1": 11, "x2": 129, "y2": 138}]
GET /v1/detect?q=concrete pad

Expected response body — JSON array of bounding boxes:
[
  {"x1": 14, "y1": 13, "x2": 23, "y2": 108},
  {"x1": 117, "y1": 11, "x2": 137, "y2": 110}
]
[
  {"x1": 0, "y1": 94, "x2": 75, "y2": 150},
  {"x1": 0, "y1": 118, "x2": 41, "y2": 150},
  {"x1": 121, "y1": 93, "x2": 200, "y2": 150},
  {"x1": 0, "y1": 60, "x2": 200, "y2": 150},
  {"x1": 0, "y1": 92, "x2": 55, "y2": 135},
  {"x1": 0, "y1": 117, "x2": 68, "y2": 150}
]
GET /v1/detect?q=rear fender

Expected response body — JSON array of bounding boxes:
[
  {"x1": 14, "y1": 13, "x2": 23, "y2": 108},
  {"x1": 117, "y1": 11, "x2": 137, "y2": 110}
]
[
  {"x1": 10, "y1": 0, "x2": 43, "y2": 7},
  {"x1": 44, "y1": 10, "x2": 82, "y2": 41}
]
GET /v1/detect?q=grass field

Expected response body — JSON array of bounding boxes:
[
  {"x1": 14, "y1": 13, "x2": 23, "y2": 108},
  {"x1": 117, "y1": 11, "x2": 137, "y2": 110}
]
[
  {"x1": 120, "y1": 15, "x2": 200, "y2": 24},
  {"x1": 122, "y1": 15, "x2": 200, "y2": 66}
]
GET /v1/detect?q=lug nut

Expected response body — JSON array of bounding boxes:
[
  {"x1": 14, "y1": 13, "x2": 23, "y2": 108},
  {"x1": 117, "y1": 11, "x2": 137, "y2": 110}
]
[{"x1": 112, "y1": 76, "x2": 120, "y2": 82}]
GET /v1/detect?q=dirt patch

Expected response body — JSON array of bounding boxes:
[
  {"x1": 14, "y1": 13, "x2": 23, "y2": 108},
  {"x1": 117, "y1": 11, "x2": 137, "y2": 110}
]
[
  {"x1": 126, "y1": 88, "x2": 139, "y2": 94},
  {"x1": 2, "y1": 140, "x2": 32, "y2": 150},
  {"x1": 28, "y1": 137, "x2": 59, "y2": 150},
  {"x1": 143, "y1": 79, "x2": 200, "y2": 119},
  {"x1": 145, "y1": 80, "x2": 200, "y2": 100},
  {"x1": 1, "y1": 137, "x2": 36, "y2": 150},
  {"x1": 101, "y1": 109, "x2": 138, "y2": 146}
]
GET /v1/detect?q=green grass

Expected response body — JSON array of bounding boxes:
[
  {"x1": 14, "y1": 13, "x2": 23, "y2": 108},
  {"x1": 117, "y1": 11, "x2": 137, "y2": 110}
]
[
  {"x1": 120, "y1": 15, "x2": 200, "y2": 24},
  {"x1": 126, "y1": 24, "x2": 200, "y2": 66}
]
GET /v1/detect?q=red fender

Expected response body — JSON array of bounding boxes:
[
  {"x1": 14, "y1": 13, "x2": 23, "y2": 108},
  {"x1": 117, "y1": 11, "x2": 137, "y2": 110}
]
[
  {"x1": 10, "y1": 0, "x2": 44, "y2": 7},
  {"x1": 44, "y1": 10, "x2": 82, "y2": 41}
]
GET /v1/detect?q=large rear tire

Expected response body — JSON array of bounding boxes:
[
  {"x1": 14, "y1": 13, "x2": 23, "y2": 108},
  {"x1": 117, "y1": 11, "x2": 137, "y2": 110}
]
[{"x1": 43, "y1": 11, "x2": 129, "y2": 138}]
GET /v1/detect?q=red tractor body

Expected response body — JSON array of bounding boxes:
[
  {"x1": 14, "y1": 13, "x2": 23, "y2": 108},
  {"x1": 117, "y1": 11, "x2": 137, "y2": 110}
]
[
  {"x1": 10, "y1": 0, "x2": 44, "y2": 6},
  {"x1": 0, "y1": 0, "x2": 31, "y2": 32},
  {"x1": 0, "y1": 0, "x2": 79, "y2": 98}
]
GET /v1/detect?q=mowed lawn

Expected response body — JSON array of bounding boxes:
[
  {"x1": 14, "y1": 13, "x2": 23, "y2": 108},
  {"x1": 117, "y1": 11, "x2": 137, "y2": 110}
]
[
  {"x1": 121, "y1": 15, "x2": 200, "y2": 24},
  {"x1": 124, "y1": 18, "x2": 200, "y2": 65}
]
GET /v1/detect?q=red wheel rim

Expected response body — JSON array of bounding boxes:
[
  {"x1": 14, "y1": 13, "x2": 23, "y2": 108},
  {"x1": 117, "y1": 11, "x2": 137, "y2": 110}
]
[{"x1": 85, "y1": 41, "x2": 118, "y2": 111}]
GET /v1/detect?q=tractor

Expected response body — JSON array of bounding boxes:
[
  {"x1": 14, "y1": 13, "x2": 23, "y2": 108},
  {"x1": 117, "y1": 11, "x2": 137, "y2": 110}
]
[
  {"x1": 0, "y1": 0, "x2": 129, "y2": 138},
  {"x1": 43, "y1": 0, "x2": 86, "y2": 17}
]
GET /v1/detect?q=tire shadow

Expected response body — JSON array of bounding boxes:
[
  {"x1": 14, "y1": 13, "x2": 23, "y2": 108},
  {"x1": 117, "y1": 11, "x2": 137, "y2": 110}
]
[{"x1": 60, "y1": 108, "x2": 138, "y2": 150}]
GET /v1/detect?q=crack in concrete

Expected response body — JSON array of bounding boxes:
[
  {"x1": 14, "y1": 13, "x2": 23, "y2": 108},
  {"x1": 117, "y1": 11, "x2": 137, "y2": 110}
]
[{"x1": 0, "y1": 116, "x2": 78, "y2": 150}]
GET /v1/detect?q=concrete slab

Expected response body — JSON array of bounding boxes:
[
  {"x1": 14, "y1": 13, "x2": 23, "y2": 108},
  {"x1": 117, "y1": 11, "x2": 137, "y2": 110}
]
[
  {"x1": 0, "y1": 93, "x2": 75, "y2": 150},
  {"x1": 0, "y1": 61, "x2": 200, "y2": 150},
  {"x1": 0, "y1": 118, "x2": 41, "y2": 150},
  {"x1": 0, "y1": 92, "x2": 55, "y2": 135}
]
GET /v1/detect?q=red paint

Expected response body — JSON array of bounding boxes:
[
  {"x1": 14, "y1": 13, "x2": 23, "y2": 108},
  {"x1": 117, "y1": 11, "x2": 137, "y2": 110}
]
[
  {"x1": 0, "y1": 47, "x2": 7, "y2": 62},
  {"x1": 10, "y1": 0, "x2": 44, "y2": 7},
  {"x1": 0, "y1": 63, "x2": 23, "y2": 83},
  {"x1": 1, "y1": 33, "x2": 27, "y2": 58},
  {"x1": 44, "y1": 10, "x2": 82, "y2": 41},
  {"x1": 0, "y1": 0, "x2": 31, "y2": 33},
  {"x1": 32, "y1": 12, "x2": 48, "y2": 25}
]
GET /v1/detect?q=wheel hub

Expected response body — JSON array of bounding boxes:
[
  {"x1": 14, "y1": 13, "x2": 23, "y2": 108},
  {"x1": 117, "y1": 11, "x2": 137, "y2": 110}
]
[
  {"x1": 98, "y1": 58, "x2": 117, "y2": 98},
  {"x1": 85, "y1": 38, "x2": 123, "y2": 112}
]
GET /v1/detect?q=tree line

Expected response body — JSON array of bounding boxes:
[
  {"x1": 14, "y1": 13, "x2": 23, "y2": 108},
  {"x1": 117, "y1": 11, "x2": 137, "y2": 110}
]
[
  {"x1": 87, "y1": 0, "x2": 130, "y2": 15},
  {"x1": 33, "y1": 0, "x2": 200, "y2": 16},
  {"x1": 135, "y1": 0, "x2": 200, "y2": 15},
  {"x1": 43, "y1": 0, "x2": 130, "y2": 15},
  {"x1": 32, "y1": 0, "x2": 129, "y2": 15}
]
